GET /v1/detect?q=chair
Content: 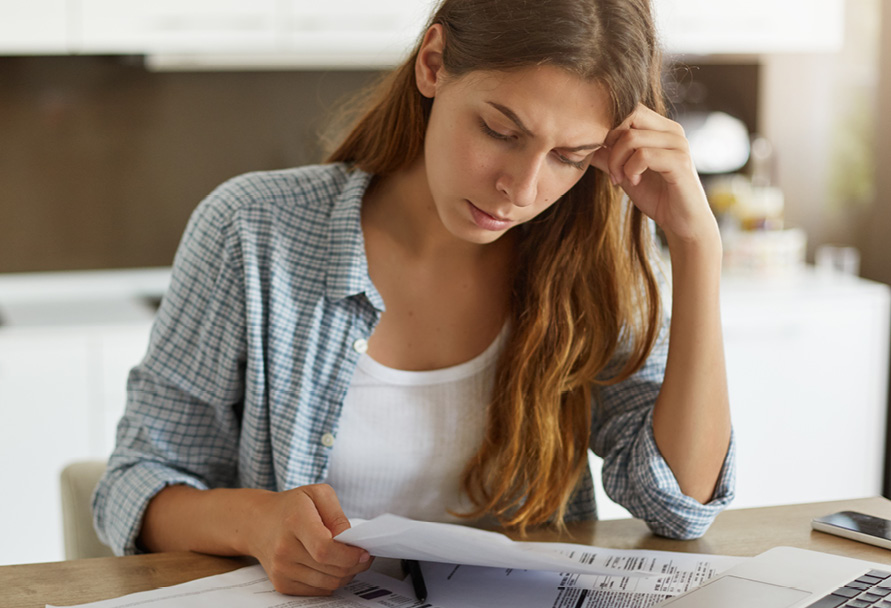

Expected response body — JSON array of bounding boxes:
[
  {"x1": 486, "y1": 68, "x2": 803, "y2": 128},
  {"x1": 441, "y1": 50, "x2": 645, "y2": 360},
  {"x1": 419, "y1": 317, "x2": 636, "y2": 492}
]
[{"x1": 60, "y1": 460, "x2": 115, "y2": 559}]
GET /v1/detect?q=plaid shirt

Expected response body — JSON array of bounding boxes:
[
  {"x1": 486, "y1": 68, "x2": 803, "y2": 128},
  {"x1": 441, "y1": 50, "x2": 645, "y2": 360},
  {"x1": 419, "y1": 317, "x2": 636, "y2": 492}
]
[{"x1": 93, "y1": 163, "x2": 735, "y2": 556}]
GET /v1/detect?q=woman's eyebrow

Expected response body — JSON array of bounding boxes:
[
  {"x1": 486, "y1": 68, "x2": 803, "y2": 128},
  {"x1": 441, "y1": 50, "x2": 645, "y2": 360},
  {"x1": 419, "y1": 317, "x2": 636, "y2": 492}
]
[
  {"x1": 487, "y1": 101, "x2": 535, "y2": 137},
  {"x1": 486, "y1": 101, "x2": 605, "y2": 151}
]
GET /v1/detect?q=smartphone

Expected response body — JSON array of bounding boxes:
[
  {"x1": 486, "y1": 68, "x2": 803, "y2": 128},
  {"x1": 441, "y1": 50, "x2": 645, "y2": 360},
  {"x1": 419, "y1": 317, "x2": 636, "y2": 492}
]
[{"x1": 811, "y1": 510, "x2": 891, "y2": 550}]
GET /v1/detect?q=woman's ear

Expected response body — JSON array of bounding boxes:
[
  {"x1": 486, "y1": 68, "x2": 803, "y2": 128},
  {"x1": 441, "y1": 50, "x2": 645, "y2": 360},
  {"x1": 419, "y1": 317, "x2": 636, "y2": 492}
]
[{"x1": 415, "y1": 24, "x2": 445, "y2": 99}]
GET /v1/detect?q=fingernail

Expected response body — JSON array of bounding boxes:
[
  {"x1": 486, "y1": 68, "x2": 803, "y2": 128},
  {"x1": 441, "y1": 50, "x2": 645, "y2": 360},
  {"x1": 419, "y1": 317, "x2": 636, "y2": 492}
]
[
  {"x1": 359, "y1": 551, "x2": 370, "y2": 563},
  {"x1": 610, "y1": 173, "x2": 619, "y2": 186}
]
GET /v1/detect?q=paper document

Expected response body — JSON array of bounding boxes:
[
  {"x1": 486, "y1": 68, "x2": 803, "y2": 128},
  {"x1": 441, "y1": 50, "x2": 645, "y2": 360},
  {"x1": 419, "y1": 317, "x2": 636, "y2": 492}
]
[
  {"x1": 46, "y1": 564, "x2": 449, "y2": 608},
  {"x1": 417, "y1": 547, "x2": 748, "y2": 608},
  {"x1": 336, "y1": 513, "x2": 651, "y2": 576},
  {"x1": 47, "y1": 548, "x2": 747, "y2": 608}
]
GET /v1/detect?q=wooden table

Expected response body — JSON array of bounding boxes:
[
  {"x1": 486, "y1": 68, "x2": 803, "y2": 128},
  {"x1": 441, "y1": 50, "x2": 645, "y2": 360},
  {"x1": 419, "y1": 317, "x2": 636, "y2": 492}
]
[{"x1": 4, "y1": 497, "x2": 891, "y2": 608}]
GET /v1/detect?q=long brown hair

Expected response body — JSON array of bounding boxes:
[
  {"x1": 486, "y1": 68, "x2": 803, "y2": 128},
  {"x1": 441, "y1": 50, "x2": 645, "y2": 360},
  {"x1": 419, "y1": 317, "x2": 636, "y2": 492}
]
[{"x1": 327, "y1": 0, "x2": 664, "y2": 532}]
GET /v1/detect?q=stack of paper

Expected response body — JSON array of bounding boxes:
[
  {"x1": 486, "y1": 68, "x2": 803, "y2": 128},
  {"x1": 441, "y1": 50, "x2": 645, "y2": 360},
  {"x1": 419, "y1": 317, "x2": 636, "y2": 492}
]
[{"x1": 50, "y1": 514, "x2": 748, "y2": 608}]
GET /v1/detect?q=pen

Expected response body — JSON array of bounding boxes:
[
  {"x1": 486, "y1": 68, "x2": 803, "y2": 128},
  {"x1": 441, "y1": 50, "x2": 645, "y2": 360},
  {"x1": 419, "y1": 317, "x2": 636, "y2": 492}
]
[{"x1": 401, "y1": 558, "x2": 427, "y2": 603}]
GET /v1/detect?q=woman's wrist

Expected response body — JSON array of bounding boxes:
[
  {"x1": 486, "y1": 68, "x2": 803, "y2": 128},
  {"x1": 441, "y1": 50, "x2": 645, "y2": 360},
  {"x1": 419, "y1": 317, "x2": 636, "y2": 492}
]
[
  {"x1": 664, "y1": 219, "x2": 723, "y2": 271},
  {"x1": 227, "y1": 488, "x2": 277, "y2": 557}
]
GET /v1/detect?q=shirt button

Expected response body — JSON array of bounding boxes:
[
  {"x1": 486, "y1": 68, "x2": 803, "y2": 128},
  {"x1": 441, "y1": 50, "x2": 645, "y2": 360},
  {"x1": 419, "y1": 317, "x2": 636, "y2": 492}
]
[
  {"x1": 320, "y1": 433, "x2": 336, "y2": 447},
  {"x1": 352, "y1": 338, "x2": 368, "y2": 354}
]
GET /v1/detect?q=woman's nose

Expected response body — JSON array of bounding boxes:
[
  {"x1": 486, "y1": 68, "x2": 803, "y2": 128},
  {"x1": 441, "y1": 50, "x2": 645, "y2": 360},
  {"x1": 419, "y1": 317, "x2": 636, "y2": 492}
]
[{"x1": 495, "y1": 154, "x2": 543, "y2": 207}]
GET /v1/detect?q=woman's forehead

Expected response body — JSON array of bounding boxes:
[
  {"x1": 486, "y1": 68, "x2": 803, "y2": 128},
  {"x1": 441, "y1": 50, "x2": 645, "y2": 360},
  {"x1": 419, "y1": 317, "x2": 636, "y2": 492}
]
[{"x1": 455, "y1": 66, "x2": 613, "y2": 138}]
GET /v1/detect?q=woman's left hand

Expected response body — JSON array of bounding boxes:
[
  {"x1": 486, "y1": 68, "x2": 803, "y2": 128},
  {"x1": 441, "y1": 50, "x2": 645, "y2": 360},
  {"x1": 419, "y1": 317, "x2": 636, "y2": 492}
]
[{"x1": 589, "y1": 104, "x2": 717, "y2": 247}]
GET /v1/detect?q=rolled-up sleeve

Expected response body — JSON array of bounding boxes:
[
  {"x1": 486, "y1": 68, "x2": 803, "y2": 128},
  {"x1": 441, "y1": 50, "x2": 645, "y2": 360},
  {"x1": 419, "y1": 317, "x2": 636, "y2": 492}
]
[
  {"x1": 92, "y1": 180, "x2": 249, "y2": 556},
  {"x1": 591, "y1": 317, "x2": 736, "y2": 540}
]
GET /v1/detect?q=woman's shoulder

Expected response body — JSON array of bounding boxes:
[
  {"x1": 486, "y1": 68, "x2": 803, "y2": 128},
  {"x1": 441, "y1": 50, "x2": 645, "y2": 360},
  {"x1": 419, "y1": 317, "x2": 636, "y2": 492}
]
[
  {"x1": 193, "y1": 163, "x2": 367, "y2": 229},
  {"x1": 213, "y1": 162, "x2": 361, "y2": 210},
  {"x1": 178, "y1": 163, "x2": 372, "y2": 278}
]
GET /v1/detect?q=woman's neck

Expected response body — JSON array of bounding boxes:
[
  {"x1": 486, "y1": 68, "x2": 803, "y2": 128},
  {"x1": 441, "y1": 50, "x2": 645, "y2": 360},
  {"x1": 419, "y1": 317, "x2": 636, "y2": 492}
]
[{"x1": 359, "y1": 156, "x2": 516, "y2": 371}]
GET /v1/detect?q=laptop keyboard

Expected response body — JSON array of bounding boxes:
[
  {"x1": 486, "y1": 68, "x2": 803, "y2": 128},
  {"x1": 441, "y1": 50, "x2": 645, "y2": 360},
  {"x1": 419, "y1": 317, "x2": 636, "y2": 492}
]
[{"x1": 808, "y1": 569, "x2": 891, "y2": 607}]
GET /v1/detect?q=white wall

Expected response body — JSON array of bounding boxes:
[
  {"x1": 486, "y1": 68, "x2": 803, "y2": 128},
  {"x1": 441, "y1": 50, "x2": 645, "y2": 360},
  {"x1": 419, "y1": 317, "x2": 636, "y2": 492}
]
[
  {"x1": 861, "y1": 0, "x2": 891, "y2": 286},
  {"x1": 758, "y1": 0, "x2": 881, "y2": 261}
]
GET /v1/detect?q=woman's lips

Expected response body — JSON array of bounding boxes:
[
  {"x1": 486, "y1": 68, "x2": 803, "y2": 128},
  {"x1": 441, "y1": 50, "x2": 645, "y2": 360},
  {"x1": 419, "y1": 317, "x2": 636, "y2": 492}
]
[{"x1": 467, "y1": 201, "x2": 514, "y2": 231}]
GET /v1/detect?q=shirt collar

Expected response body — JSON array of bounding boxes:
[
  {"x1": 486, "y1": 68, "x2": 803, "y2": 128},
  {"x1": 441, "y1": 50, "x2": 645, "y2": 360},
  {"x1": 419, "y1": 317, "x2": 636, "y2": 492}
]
[{"x1": 325, "y1": 166, "x2": 385, "y2": 311}]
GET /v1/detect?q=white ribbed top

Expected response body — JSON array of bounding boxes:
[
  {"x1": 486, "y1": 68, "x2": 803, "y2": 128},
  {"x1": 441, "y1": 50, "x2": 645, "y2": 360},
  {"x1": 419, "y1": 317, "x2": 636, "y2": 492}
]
[{"x1": 326, "y1": 325, "x2": 508, "y2": 523}]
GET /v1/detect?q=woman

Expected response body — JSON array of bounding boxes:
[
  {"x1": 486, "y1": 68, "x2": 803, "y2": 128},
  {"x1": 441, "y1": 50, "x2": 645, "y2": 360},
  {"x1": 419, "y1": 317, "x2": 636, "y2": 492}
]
[{"x1": 94, "y1": 0, "x2": 735, "y2": 597}]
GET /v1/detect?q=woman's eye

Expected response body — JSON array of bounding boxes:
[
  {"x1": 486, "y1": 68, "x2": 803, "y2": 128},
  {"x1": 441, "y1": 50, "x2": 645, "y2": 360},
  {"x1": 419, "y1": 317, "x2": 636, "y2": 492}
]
[
  {"x1": 556, "y1": 153, "x2": 588, "y2": 171},
  {"x1": 479, "y1": 119, "x2": 511, "y2": 141}
]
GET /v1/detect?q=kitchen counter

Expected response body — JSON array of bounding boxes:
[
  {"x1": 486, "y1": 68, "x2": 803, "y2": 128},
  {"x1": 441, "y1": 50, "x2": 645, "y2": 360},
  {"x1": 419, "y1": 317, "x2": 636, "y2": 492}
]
[{"x1": 0, "y1": 267, "x2": 169, "y2": 329}]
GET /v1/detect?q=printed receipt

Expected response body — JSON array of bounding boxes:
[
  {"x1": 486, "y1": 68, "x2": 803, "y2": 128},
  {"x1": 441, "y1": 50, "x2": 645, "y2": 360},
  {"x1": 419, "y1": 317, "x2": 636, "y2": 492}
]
[
  {"x1": 417, "y1": 546, "x2": 747, "y2": 608},
  {"x1": 335, "y1": 513, "x2": 653, "y2": 576}
]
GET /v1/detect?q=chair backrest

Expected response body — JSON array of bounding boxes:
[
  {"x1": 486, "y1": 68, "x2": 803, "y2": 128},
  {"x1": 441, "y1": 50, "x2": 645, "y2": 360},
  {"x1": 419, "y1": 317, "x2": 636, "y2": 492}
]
[{"x1": 60, "y1": 460, "x2": 115, "y2": 559}]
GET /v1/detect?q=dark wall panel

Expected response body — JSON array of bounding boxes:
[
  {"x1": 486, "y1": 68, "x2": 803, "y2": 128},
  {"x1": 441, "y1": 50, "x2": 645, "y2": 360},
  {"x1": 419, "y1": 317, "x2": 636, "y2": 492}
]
[{"x1": 0, "y1": 56, "x2": 379, "y2": 273}]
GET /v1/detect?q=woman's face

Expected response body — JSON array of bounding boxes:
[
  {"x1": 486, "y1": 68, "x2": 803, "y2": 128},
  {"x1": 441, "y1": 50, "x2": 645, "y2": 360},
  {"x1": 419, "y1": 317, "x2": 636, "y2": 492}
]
[{"x1": 421, "y1": 64, "x2": 613, "y2": 245}]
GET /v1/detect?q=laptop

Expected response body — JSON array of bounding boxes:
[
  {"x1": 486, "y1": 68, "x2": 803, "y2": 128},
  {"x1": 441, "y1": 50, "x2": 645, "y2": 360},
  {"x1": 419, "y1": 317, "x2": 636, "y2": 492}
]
[{"x1": 656, "y1": 546, "x2": 891, "y2": 608}]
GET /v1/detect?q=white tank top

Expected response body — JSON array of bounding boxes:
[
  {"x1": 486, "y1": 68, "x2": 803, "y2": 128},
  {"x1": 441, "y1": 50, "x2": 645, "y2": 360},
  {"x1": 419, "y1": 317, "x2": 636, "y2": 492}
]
[{"x1": 326, "y1": 325, "x2": 508, "y2": 523}]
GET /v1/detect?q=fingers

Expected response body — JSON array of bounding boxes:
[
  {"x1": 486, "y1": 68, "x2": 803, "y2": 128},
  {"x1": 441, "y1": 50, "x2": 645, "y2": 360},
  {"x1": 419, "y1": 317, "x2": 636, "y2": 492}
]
[
  {"x1": 589, "y1": 104, "x2": 714, "y2": 241},
  {"x1": 265, "y1": 540, "x2": 373, "y2": 595},
  {"x1": 303, "y1": 484, "x2": 354, "y2": 538},
  {"x1": 266, "y1": 563, "x2": 343, "y2": 595},
  {"x1": 271, "y1": 528, "x2": 369, "y2": 580},
  {"x1": 267, "y1": 560, "x2": 364, "y2": 596},
  {"x1": 259, "y1": 484, "x2": 373, "y2": 596},
  {"x1": 602, "y1": 110, "x2": 690, "y2": 186},
  {"x1": 297, "y1": 485, "x2": 371, "y2": 568},
  {"x1": 263, "y1": 559, "x2": 338, "y2": 596},
  {"x1": 616, "y1": 143, "x2": 694, "y2": 188},
  {"x1": 608, "y1": 103, "x2": 683, "y2": 139}
]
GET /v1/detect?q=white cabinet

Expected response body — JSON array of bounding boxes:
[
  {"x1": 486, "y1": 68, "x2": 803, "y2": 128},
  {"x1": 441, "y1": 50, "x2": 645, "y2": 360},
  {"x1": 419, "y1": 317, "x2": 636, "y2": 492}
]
[
  {"x1": 722, "y1": 272, "x2": 889, "y2": 509},
  {"x1": 275, "y1": 0, "x2": 429, "y2": 64},
  {"x1": 592, "y1": 269, "x2": 891, "y2": 521},
  {"x1": 0, "y1": 332, "x2": 93, "y2": 566},
  {"x1": 0, "y1": 0, "x2": 68, "y2": 53},
  {"x1": 136, "y1": 0, "x2": 432, "y2": 69},
  {"x1": 655, "y1": 0, "x2": 845, "y2": 55},
  {"x1": 0, "y1": 0, "x2": 430, "y2": 66},
  {"x1": 77, "y1": 0, "x2": 279, "y2": 54},
  {"x1": 0, "y1": 327, "x2": 153, "y2": 566},
  {"x1": 0, "y1": 0, "x2": 845, "y2": 65},
  {"x1": 0, "y1": 269, "x2": 166, "y2": 566}
]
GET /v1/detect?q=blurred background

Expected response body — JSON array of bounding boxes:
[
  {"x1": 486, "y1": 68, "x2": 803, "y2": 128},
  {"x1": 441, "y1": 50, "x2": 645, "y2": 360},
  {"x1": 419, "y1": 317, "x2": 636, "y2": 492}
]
[{"x1": 0, "y1": 0, "x2": 889, "y2": 566}]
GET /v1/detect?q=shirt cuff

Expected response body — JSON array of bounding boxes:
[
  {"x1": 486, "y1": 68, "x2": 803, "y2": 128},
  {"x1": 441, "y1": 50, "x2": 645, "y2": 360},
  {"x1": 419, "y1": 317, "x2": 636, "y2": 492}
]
[
  {"x1": 626, "y1": 408, "x2": 736, "y2": 540},
  {"x1": 93, "y1": 460, "x2": 209, "y2": 556}
]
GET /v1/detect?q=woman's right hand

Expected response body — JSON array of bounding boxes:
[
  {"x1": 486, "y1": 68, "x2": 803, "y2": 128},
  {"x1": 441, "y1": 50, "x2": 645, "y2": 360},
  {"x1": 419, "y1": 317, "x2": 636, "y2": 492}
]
[{"x1": 248, "y1": 484, "x2": 373, "y2": 595}]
